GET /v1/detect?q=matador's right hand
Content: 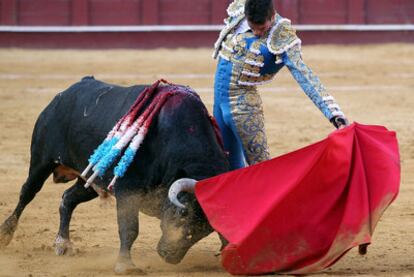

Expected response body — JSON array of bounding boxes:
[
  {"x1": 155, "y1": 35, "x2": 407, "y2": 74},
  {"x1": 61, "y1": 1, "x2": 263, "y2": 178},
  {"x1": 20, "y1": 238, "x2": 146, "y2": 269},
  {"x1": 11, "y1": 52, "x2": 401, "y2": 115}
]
[{"x1": 331, "y1": 116, "x2": 349, "y2": 129}]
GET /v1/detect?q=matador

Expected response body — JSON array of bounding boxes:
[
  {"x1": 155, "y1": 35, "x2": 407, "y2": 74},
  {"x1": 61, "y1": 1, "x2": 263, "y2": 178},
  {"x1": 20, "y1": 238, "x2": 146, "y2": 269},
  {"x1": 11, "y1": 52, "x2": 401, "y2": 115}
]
[{"x1": 213, "y1": 0, "x2": 348, "y2": 170}]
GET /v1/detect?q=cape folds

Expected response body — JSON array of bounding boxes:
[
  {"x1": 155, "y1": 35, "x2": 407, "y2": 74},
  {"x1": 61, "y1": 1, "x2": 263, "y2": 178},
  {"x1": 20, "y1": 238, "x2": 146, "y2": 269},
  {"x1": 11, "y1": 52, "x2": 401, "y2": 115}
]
[{"x1": 195, "y1": 122, "x2": 400, "y2": 275}]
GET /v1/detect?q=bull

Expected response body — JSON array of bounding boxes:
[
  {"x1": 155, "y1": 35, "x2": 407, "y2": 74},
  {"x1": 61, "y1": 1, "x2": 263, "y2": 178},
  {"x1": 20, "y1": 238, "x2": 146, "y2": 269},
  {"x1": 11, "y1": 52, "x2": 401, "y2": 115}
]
[{"x1": 0, "y1": 77, "x2": 229, "y2": 274}]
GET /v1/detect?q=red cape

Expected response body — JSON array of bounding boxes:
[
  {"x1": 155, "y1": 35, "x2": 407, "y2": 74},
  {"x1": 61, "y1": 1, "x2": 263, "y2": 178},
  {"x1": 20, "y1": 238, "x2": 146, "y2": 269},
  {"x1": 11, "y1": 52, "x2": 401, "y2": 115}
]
[{"x1": 195, "y1": 123, "x2": 400, "y2": 275}]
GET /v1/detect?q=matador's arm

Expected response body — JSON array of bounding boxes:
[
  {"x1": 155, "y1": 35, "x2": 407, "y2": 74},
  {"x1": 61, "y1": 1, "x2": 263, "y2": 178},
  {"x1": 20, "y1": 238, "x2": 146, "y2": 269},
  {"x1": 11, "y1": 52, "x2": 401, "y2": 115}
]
[
  {"x1": 283, "y1": 44, "x2": 348, "y2": 128},
  {"x1": 267, "y1": 17, "x2": 348, "y2": 128}
]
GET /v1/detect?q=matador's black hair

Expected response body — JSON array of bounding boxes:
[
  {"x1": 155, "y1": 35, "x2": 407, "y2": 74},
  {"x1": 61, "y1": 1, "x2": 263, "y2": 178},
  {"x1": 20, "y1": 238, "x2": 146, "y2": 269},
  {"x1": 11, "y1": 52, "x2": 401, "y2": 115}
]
[{"x1": 245, "y1": 0, "x2": 275, "y2": 24}]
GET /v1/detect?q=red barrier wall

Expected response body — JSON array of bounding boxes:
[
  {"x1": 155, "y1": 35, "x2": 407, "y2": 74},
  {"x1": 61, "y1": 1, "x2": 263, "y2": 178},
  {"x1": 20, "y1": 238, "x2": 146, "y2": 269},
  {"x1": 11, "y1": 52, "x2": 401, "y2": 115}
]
[
  {"x1": 2, "y1": 0, "x2": 413, "y2": 26},
  {"x1": 0, "y1": 0, "x2": 230, "y2": 26},
  {"x1": 0, "y1": 0, "x2": 413, "y2": 48}
]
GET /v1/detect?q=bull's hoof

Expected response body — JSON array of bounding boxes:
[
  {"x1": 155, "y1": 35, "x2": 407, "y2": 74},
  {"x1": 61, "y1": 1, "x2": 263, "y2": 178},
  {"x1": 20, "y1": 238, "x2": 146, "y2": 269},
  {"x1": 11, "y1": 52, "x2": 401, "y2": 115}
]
[
  {"x1": 114, "y1": 258, "x2": 146, "y2": 275},
  {"x1": 54, "y1": 235, "x2": 74, "y2": 256},
  {"x1": 0, "y1": 216, "x2": 18, "y2": 248},
  {"x1": 0, "y1": 228, "x2": 14, "y2": 248}
]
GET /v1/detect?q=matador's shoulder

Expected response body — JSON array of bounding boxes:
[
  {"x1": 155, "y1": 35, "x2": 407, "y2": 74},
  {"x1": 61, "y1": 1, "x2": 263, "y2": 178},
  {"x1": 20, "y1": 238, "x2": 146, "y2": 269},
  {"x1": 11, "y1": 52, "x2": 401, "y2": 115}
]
[
  {"x1": 226, "y1": 0, "x2": 246, "y2": 18},
  {"x1": 267, "y1": 14, "x2": 302, "y2": 55},
  {"x1": 212, "y1": 0, "x2": 246, "y2": 59}
]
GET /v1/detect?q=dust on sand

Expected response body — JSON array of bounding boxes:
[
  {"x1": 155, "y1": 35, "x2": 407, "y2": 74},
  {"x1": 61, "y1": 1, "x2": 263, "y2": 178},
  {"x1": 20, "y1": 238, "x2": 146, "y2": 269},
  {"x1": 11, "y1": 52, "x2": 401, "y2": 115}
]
[{"x1": 0, "y1": 44, "x2": 413, "y2": 276}]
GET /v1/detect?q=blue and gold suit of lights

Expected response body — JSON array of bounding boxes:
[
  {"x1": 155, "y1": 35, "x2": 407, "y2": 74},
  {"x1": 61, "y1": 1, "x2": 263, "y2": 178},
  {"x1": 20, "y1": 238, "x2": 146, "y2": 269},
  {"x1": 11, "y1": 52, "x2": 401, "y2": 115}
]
[{"x1": 213, "y1": 0, "x2": 346, "y2": 170}]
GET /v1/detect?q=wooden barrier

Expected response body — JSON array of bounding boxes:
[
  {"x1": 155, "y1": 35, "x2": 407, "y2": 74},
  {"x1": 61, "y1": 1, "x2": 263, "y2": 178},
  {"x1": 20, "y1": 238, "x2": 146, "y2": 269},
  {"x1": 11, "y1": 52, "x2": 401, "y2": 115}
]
[{"x1": 0, "y1": 0, "x2": 413, "y2": 48}]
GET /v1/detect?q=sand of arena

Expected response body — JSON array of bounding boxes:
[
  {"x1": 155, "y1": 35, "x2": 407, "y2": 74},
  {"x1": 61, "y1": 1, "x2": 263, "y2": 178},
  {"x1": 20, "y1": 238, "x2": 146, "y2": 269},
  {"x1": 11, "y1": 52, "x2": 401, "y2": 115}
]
[{"x1": 0, "y1": 44, "x2": 413, "y2": 276}]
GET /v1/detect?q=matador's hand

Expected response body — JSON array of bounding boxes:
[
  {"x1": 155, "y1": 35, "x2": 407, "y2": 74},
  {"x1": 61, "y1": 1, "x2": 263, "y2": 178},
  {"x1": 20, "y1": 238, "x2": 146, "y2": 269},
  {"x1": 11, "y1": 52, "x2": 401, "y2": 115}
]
[{"x1": 330, "y1": 116, "x2": 349, "y2": 129}]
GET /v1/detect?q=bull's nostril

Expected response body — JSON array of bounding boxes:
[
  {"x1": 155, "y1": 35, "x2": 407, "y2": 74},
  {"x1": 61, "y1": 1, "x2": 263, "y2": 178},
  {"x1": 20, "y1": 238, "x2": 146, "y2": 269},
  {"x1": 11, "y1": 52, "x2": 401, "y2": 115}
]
[{"x1": 158, "y1": 248, "x2": 168, "y2": 258}]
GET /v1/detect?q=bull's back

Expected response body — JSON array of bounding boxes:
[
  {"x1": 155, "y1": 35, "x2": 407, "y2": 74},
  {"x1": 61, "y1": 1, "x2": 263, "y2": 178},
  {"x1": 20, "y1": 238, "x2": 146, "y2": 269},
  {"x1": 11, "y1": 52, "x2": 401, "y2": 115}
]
[
  {"x1": 32, "y1": 76, "x2": 146, "y2": 169},
  {"x1": 31, "y1": 77, "x2": 227, "y2": 184},
  {"x1": 59, "y1": 76, "x2": 146, "y2": 133}
]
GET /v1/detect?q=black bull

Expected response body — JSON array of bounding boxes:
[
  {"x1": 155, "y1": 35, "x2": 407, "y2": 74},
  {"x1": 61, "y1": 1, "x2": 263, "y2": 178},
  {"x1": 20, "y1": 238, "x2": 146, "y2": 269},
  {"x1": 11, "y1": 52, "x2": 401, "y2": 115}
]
[{"x1": 0, "y1": 77, "x2": 229, "y2": 274}]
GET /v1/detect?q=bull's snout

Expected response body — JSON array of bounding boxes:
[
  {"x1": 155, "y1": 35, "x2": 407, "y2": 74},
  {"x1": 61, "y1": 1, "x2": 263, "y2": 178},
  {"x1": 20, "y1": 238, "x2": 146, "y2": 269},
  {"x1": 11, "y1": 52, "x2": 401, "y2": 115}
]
[{"x1": 156, "y1": 241, "x2": 187, "y2": 264}]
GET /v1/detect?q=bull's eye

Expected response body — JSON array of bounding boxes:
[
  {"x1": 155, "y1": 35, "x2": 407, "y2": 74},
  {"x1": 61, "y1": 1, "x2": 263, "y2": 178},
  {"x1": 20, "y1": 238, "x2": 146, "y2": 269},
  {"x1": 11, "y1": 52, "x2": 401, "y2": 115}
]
[{"x1": 186, "y1": 234, "x2": 193, "y2": 240}]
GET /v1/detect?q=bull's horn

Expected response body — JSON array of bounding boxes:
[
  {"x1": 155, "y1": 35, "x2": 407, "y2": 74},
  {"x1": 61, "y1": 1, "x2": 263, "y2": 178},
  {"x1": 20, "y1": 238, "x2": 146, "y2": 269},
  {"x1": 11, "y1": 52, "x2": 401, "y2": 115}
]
[{"x1": 168, "y1": 178, "x2": 197, "y2": 209}]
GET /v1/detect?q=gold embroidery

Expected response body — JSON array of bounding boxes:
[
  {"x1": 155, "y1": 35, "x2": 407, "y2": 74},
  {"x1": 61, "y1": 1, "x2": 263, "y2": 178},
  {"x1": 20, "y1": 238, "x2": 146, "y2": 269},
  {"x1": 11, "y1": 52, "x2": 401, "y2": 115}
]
[
  {"x1": 233, "y1": 35, "x2": 247, "y2": 58},
  {"x1": 245, "y1": 52, "x2": 264, "y2": 62},
  {"x1": 228, "y1": 87, "x2": 270, "y2": 164},
  {"x1": 213, "y1": 14, "x2": 245, "y2": 59},
  {"x1": 267, "y1": 14, "x2": 300, "y2": 55},
  {"x1": 243, "y1": 64, "x2": 261, "y2": 74},
  {"x1": 219, "y1": 49, "x2": 232, "y2": 61},
  {"x1": 238, "y1": 73, "x2": 274, "y2": 85}
]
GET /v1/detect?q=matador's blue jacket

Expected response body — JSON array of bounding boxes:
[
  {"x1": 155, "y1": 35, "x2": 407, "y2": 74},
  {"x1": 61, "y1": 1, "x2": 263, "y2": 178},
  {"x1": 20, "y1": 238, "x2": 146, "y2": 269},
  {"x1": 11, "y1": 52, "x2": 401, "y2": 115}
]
[{"x1": 213, "y1": 0, "x2": 347, "y2": 170}]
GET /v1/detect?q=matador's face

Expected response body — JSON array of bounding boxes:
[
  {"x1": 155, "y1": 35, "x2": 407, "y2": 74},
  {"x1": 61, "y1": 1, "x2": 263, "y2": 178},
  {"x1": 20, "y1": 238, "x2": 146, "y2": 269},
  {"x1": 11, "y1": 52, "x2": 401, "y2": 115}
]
[{"x1": 247, "y1": 15, "x2": 275, "y2": 37}]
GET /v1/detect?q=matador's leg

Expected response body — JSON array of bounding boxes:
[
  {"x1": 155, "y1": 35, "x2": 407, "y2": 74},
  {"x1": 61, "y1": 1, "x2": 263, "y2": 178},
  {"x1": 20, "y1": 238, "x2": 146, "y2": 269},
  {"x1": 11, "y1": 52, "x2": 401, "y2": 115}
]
[
  {"x1": 214, "y1": 101, "x2": 247, "y2": 170},
  {"x1": 229, "y1": 91, "x2": 270, "y2": 165}
]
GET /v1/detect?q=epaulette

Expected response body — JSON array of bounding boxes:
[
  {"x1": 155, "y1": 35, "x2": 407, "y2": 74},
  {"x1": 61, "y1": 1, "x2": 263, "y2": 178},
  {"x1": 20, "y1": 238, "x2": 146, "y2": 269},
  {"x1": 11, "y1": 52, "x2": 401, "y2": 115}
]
[
  {"x1": 226, "y1": 0, "x2": 246, "y2": 17},
  {"x1": 212, "y1": 0, "x2": 246, "y2": 59},
  {"x1": 267, "y1": 15, "x2": 302, "y2": 55}
]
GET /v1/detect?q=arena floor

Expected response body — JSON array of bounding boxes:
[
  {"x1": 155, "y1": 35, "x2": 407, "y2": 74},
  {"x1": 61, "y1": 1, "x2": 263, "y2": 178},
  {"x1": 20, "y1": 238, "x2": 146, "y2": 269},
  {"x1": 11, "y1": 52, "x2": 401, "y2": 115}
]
[{"x1": 0, "y1": 44, "x2": 413, "y2": 276}]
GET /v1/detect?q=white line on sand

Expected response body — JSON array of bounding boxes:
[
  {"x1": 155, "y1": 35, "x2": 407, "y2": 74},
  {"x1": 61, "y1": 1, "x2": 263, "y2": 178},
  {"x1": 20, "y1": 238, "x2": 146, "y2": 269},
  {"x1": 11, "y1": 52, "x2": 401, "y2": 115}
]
[
  {"x1": 22, "y1": 85, "x2": 412, "y2": 94},
  {"x1": 1, "y1": 72, "x2": 414, "y2": 80}
]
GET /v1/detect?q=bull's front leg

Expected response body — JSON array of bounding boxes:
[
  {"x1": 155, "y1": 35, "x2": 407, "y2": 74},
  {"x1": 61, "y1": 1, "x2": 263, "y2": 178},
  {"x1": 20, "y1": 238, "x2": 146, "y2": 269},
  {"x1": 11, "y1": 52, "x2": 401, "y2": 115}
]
[{"x1": 114, "y1": 192, "x2": 145, "y2": 275}]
